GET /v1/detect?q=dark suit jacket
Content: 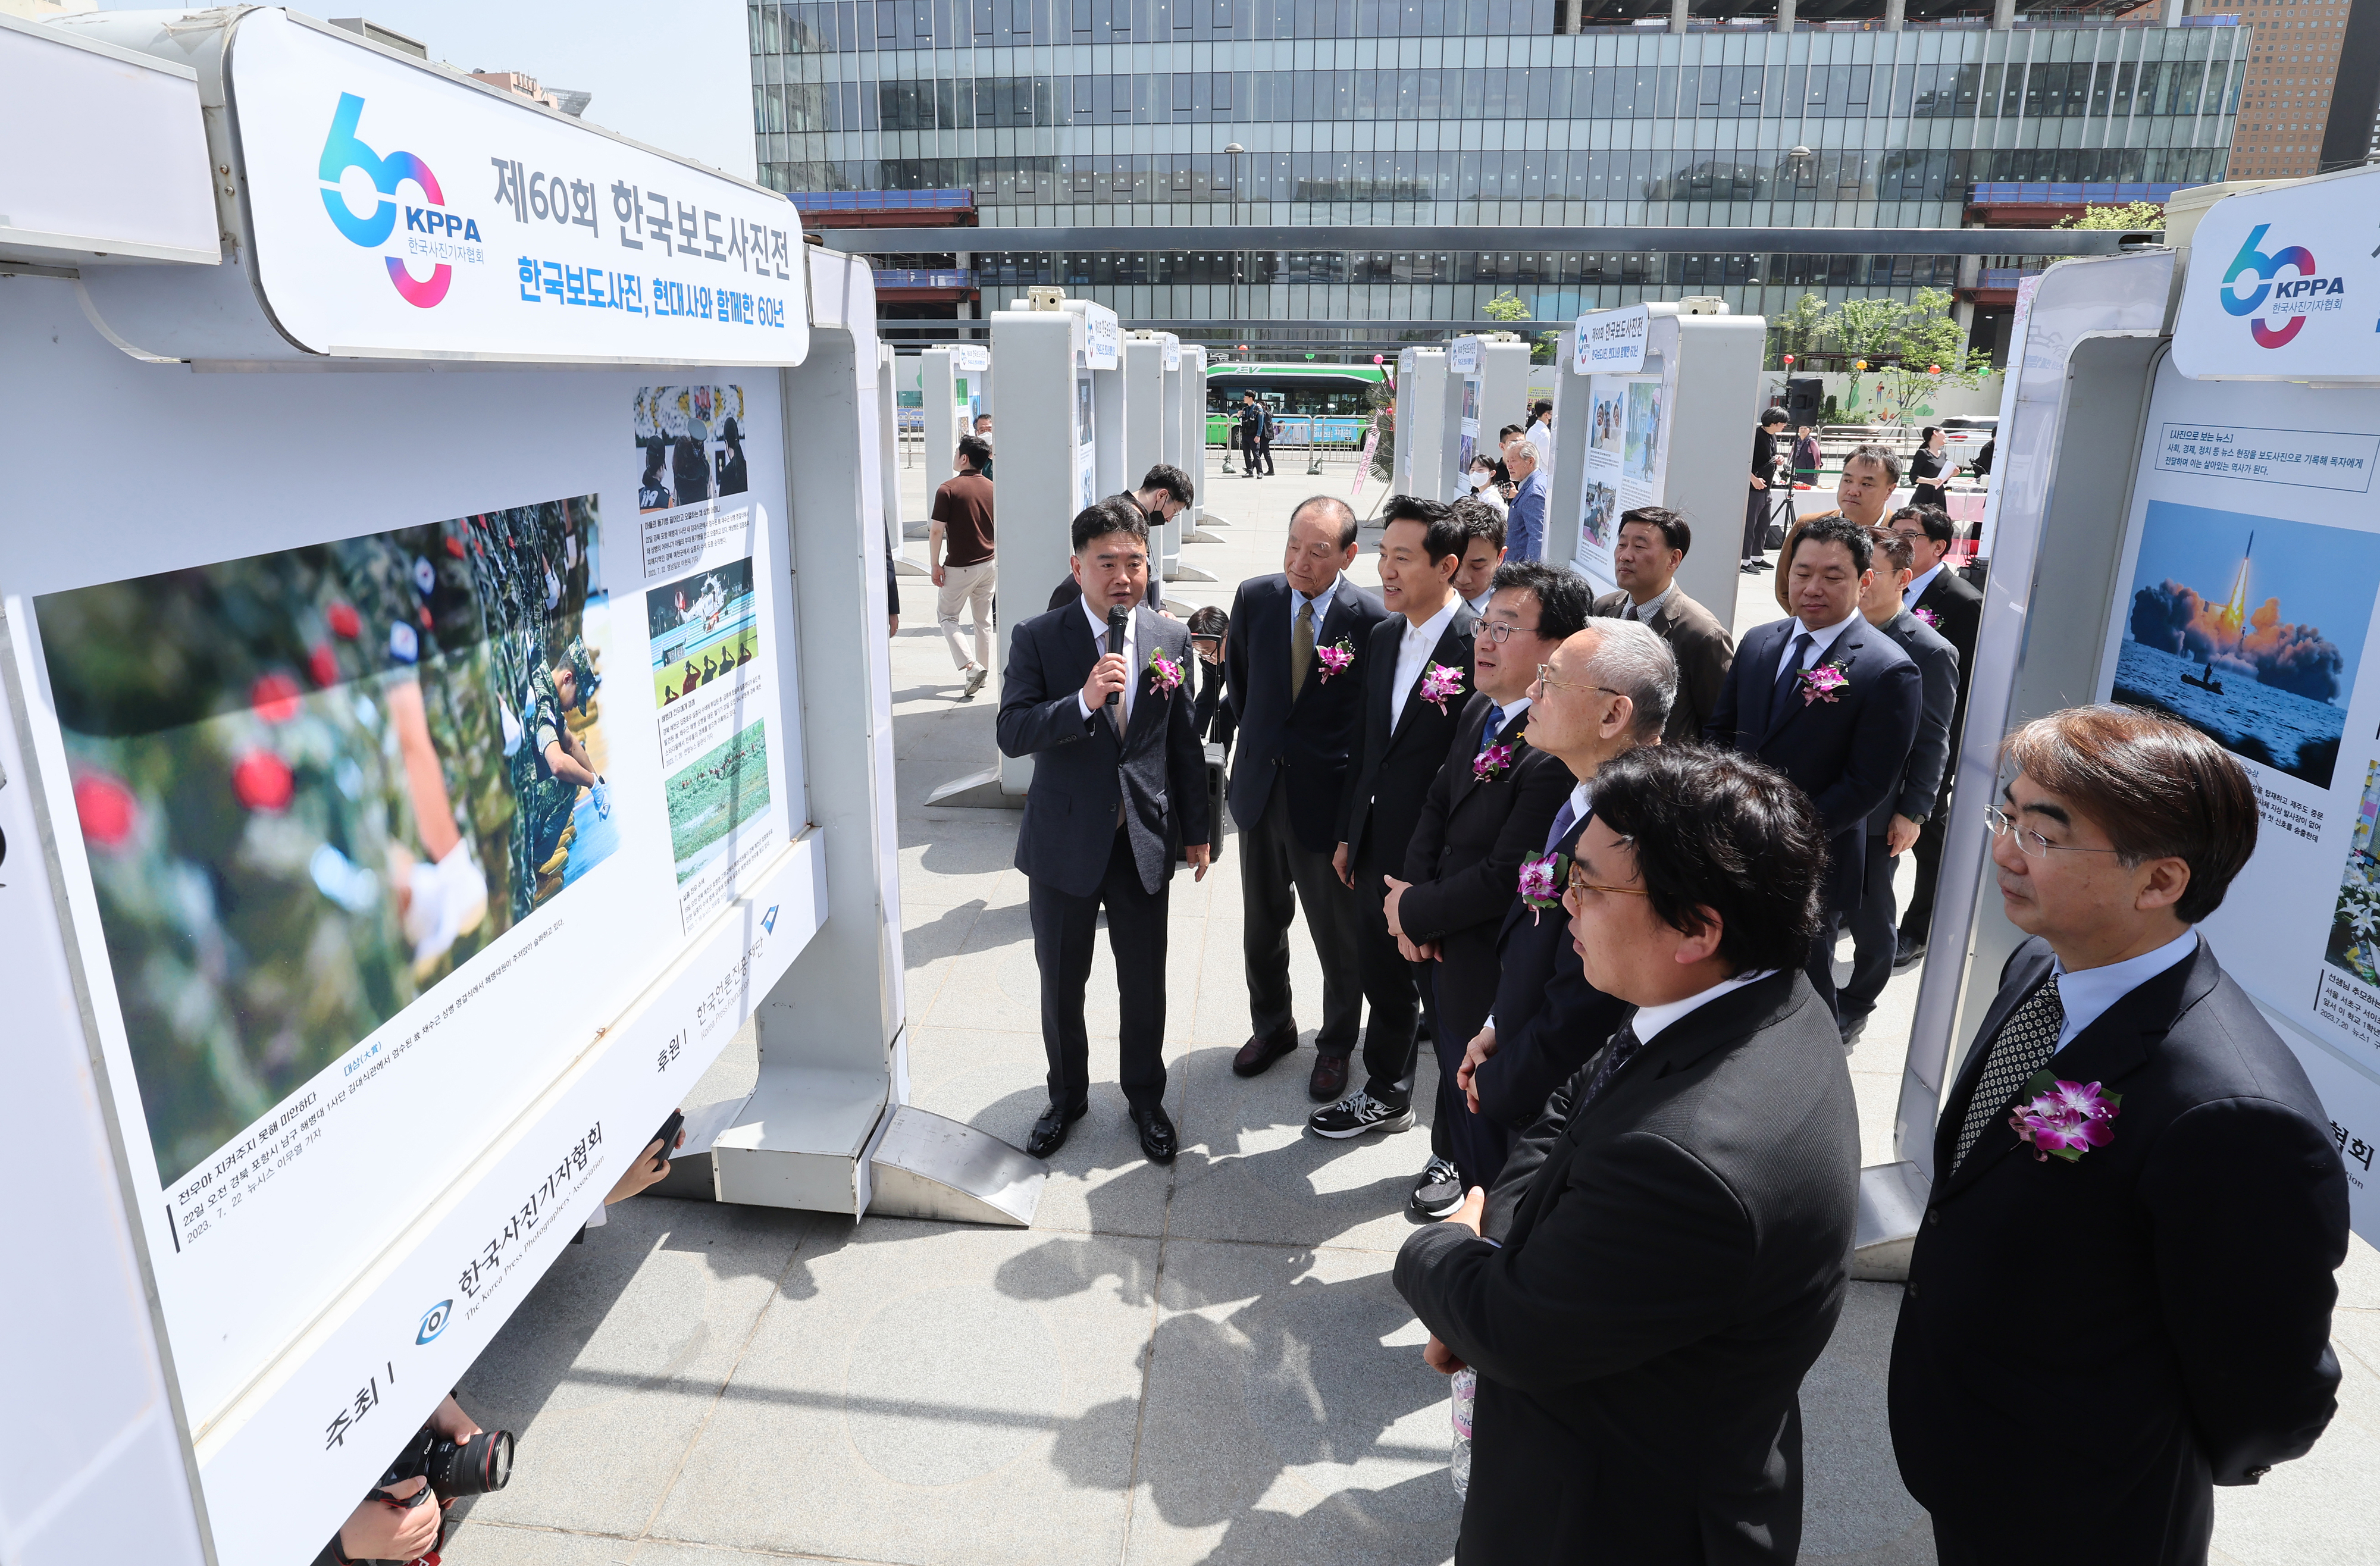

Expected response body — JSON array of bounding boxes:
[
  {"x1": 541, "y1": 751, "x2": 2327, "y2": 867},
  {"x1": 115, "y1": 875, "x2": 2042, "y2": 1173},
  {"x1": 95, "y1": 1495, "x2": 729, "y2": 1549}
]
[
  {"x1": 1473, "y1": 806, "x2": 1630, "y2": 1133},
  {"x1": 1868, "y1": 608, "x2": 1957, "y2": 833},
  {"x1": 1890, "y1": 938, "x2": 2348, "y2": 1562},
  {"x1": 1223, "y1": 574, "x2": 1388, "y2": 850},
  {"x1": 1396, "y1": 694, "x2": 1574, "y2": 1046},
  {"x1": 1911, "y1": 563, "x2": 1983, "y2": 795},
  {"x1": 1397, "y1": 970, "x2": 1860, "y2": 1564},
  {"x1": 1337, "y1": 603, "x2": 1479, "y2": 871},
  {"x1": 1704, "y1": 614, "x2": 1920, "y2": 910},
  {"x1": 1592, "y1": 587, "x2": 1736, "y2": 747},
  {"x1": 995, "y1": 603, "x2": 1211, "y2": 898}
]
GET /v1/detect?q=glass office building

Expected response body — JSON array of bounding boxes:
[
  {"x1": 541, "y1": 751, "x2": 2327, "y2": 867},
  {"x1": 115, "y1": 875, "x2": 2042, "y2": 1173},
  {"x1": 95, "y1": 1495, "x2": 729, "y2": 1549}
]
[{"x1": 749, "y1": 6, "x2": 2244, "y2": 328}]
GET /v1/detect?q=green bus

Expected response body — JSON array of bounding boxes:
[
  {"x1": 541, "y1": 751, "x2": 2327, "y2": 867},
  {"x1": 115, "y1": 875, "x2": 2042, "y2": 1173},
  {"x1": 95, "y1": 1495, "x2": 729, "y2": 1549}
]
[{"x1": 1206, "y1": 362, "x2": 1388, "y2": 447}]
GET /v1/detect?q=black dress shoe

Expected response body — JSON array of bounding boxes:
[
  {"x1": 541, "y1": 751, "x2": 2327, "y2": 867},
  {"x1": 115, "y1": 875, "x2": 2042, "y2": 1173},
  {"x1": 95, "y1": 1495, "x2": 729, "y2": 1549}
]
[
  {"x1": 1025, "y1": 1099, "x2": 1088, "y2": 1159},
  {"x1": 1130, "y1": 1103, "x2": 1177, "y2": 1165},
  {"x1": 1308, "y1": 1052, "x2": 1349, "y2": 1103},
  {"x1": 1893, "y1": 934, "x2": 1927, "y2": 974},
  {"x1": 1233, "y1": 1026, "x2": 1298, "y2": 1078}
]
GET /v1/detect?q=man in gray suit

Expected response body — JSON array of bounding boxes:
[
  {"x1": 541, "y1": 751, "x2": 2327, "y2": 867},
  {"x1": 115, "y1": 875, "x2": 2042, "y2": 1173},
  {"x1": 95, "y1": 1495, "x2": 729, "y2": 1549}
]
[
  {"x1": 1592, "y1": 506, "x2": 1734, "y2": 746},
  {"x1": 997, "y1": 500, "x2": 1213, "y2": 1166},
  {"x1": 1837, "y1": 527, "x2": 1957, "y2": 1044}
]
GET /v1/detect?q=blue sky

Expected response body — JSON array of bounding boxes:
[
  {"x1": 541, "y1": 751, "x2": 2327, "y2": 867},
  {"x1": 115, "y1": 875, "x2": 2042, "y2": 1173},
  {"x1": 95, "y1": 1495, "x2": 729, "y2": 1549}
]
[
  {"x1": 104, "y1": 0, "x2": 757, "y2": 179},
  {"x1": 2132, "y1": 500, "x2": 2380, "y2": 675}
]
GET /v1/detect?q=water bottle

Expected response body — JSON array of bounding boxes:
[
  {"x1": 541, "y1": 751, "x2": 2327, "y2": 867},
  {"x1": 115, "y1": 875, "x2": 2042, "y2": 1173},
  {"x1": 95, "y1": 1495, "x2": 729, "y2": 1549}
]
[{"x1": 1449, "y1": 1367, "x2": 1477, "y2": 1498}]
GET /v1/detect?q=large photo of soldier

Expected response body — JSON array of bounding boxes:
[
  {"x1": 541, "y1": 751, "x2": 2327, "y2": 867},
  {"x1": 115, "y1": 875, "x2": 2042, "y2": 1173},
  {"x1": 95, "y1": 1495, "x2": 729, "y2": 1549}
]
[{"x1": 38, "y1": 494, "x2": 618, "y2": 1186}]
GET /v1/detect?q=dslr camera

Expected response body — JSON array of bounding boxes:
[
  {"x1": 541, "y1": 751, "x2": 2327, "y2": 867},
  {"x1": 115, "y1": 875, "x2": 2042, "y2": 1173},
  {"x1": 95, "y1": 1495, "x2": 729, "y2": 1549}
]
[{"x1": 372, "y1": 1423, "x2": 516, "y2": 1504}]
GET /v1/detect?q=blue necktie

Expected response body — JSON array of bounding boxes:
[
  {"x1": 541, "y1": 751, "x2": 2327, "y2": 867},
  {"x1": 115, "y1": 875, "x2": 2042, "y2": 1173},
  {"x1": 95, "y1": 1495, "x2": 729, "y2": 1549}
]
[
  {"x1": 1545, "y1": 795, "x2": 1580, "y2": 853},
  {"x1": 1768, "y1": 630, "x2": 1815, "y2": 732},
  {"x1": 1476, "y1": 703, "x2": 1505, "y2": 755}
]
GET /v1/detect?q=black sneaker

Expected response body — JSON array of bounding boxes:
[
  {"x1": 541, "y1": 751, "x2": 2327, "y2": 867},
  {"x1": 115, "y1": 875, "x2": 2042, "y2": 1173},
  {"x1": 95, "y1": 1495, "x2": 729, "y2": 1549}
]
[
  {"x1": 1307, "y1": 1090, "x2": 1416, "y2": 1140},
  {"x1": 1408, "y1": 1155, "x2": 1465, "y2": 1219}
]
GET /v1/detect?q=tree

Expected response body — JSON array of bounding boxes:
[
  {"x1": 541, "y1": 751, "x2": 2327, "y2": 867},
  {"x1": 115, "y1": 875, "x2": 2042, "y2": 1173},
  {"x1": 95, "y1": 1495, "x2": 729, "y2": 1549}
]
[
  {"x1": 1871, "y1": 288, "x2": 1994, "y2": 423},
  {"x1": 1831, "y1": 297, "x2": 1904, "y2": 367},
  {"x1": 1532, "y1": 330, "x2": 1561, "y2": 365},
  {"x1": 1481, "y1": 290, "x2": 1530, "y2": 322},
  {"x1": 1771, "y1": 292, "x2": 1831, "y2": 369},
  {"x1": 2055, "y1": 201, "x2": 2165, "y2": 231}
]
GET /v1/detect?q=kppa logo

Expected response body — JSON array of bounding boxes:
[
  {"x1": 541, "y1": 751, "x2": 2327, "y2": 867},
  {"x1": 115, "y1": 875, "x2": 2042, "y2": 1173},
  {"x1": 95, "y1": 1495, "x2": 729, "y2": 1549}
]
[
  {"x1": 417, "y1": 1298, "x2": 453, "y2": 1344},
  {"x1": 319, "y1": 93, "x2": 478, "y2": 308},
  {"x1": 2219, "y1": 223, "x2": 2344, "y2": 349}
]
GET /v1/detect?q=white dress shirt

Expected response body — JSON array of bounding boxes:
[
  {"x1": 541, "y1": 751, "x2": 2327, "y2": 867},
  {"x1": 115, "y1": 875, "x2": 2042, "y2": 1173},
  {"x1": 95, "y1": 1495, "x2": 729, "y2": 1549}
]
[
  {"x1": 1632, "y1": 969, "x2": 1780, "y2": 1044},
  {"x1": 1483, "y1": 694, "x2": 1531, "y2": 737},
  {"x1": 1075, "y1": 599, "x2": 1139, "y2": 725},
  {"x1": 1389, "y1": 599, "x2": 1463, "y2": 730},
  {"x1": 1467, "y1": 585, "x2": 1496, "y2": 616},
  {"x1": 1903, "y1": 561, "x2": 1946, "y2": 611},
  {"x1": 1627, "y1": 582, "x2": 1678, "y2": 625},
  {"x1": 1291, "y1": 573, "x2": 1342, "y2": 649},
  {"x1": 2049, "y1": 929, "x2": 2200, "y2": 1051},
  {"x1": 1526, "y1": 418, "x2": 1552, "y2": 449},
  {"x1": 1770, "y1": 610, "x2": 1859, "y2": 684}
]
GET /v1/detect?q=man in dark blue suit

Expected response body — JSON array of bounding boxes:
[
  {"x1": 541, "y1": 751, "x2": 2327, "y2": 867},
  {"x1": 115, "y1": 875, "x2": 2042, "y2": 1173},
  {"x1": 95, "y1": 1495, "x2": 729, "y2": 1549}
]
[
  {"x1": 1450, "y1": 614, "x2": 1673, "y2": 1195},
  {"x1": 1892, "y1": 707, "x2": 2348, "y2": 1565},
  {"x1": 996, "y1": 501, "x2": 1213, "y2": 1166},
  {"x1": 1311, "y1": 496, "x2": 1476, "y2": 1141},
  {"x1": 1705, "y1": 514, "x2": 1919, "y2": 1018},
  {"x1": 1223, "y1": 496, "x2": 1389, "y2": 1100}
]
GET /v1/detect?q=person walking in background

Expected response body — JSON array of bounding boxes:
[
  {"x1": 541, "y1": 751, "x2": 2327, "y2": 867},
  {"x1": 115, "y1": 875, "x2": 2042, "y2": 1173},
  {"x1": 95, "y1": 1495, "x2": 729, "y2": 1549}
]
[
  {"x1": 1396, "y1": 743, "x2": 1858, "y2": 1565},
  {"x1": 1834, "y1": 528, "x2": 1956, "y2": 1047},
  {"x1": 1524, "y1": 398, "x2": 1552, "y2": 450},
  {"x1": 1743, "y1": 408, "x2": 1787, "y2": 574},
  {"x1": 1502, "y1": 437, "x2": 1547, "y2": 562},
  {"x1": 1887, "y1": 502, "x2": 1983, "y2": 972},
  {"x1": 1449, "y1": 497, "x2": 1507, "y2": 615},
  {"x1": 1891, "y1": 707, "x2": 2348, "y2": 1565},
  {"x1": 1908, "y1": 425, "x2": 1959, "y2": 512},
  {"x1": 1791, "y1": 422, "x2": 1822, "y2": 490},
  {"x1": 1236, "y1": 390, "x2": 1264, "y2": 476},
  {"x1": 1456, "y1": 619, "x2": 1670, "y2": 1191},
  {"x1": 1225, "y1": 496, "x2": 1388, "y2": 1101},
  {"x1": 929, "y1": 433, "x2": 998, "y2": 699},
  {"x1": 1383, "y1": 560, "x2": 1586, "y2": 1217},
  {"x1": 1705, "y1": 516, "x2": 1919, "y2": 1023},
  {"x1": 1591, "y1": 506, "x2": 1733, "y2": 746},
  {"x1": 996, "y1": 502, "x2": 1212, "y2": 1167},
  {"x1": 1312, "y1": 496, "x2": 1477, "y2": 1139}
]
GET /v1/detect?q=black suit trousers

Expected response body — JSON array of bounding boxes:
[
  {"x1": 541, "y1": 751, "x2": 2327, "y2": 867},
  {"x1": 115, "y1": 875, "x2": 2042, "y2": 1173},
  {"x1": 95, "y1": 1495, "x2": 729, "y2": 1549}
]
[
  {"x1": 1028, "y1": 826, "x2": 1170, "y2": 1112},
  {"x1": 1840, "y1": 832, "x2": 1899, "y2": 1022},
  {"x1": 1422, "y1": 968, "x2": 1509, "y2": 1188},
  {"x1": 1354, "y1": 850, "x2": 1422, "y2": 1102},
  {"x1": 1901, "y1": 795, "x2": 1948, "y2": 942},
  {"x1": 1240, "y1": 773, "x2": 1365, "y2": 1056}
]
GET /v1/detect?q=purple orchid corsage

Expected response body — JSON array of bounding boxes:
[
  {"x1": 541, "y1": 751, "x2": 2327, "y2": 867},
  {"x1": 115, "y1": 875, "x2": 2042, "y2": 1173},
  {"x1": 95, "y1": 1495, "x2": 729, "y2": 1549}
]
[
  {"x1": 1912, "y1": 605, "x2": 1943, "y2": 629},
  {"x1": 1474, "y1": 743, "x2": 1516, "y2": 783},
  {"x1": 1146, "y1": 647, "x2": 1185, "y2": 696},
  {"x1": 1799, "y1": 662, "x2": 1850, "y2": 705},
  {"x1": 1419, "y1": 662, "x2": 1467, "y2": 713},
  {"x1": 1516, "y1": 851, "x2": 1568, "y2": 924},
  {"x1": 2008, "y1": 1072, "x2": 2123, "y2": 1163},
  {"x1": 1316, "y1": 637, "x2": 1355, "y2": 681}
]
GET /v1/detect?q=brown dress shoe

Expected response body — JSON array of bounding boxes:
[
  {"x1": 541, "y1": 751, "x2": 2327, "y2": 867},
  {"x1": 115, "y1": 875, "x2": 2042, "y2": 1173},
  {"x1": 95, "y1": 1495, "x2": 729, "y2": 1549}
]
[
  {"x1": 1308, "y1": 1052, "x2": 1349, "y2": 1103},
  {"x1": 1233, "y1": 1026, "x2": 1298, "y2": 1078}
]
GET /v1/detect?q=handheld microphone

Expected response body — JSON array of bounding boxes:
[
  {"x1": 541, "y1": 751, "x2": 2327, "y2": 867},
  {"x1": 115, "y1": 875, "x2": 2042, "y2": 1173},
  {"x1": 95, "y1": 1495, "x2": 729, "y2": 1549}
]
[{"x1": 1105, "y1": 606, "x2": 1128, "y2": 710}]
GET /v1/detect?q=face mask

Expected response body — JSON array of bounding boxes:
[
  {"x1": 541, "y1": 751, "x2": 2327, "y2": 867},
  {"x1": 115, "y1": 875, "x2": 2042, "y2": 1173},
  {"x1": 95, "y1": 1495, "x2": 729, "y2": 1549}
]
[{"x1": 1468, "y1": 471, "x2": 1489, "y2": 489}]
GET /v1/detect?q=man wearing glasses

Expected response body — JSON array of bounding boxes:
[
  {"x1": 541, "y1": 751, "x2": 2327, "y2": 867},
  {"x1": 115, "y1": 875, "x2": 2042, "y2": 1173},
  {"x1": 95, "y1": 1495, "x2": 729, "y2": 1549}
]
[
  {"x1": 1395, "y1": 741, "x2": 1859, "y2": 1562},
  {"x1": 1892, "y1": 706, "x2": 2347, "y2": 1564},
  {"x1": 1379, "y1": 562, "x2": 1588, "y2": 1217}
]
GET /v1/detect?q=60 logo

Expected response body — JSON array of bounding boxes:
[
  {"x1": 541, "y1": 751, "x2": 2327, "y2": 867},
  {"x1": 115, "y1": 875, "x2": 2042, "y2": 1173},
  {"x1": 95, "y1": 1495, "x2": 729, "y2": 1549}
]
[
  {"x1": 2219, "y1": 223, "x2": 2324, "y2": 350},
  {"x1": 318, "y1": 93, "x2": 453, "y2": 308}
]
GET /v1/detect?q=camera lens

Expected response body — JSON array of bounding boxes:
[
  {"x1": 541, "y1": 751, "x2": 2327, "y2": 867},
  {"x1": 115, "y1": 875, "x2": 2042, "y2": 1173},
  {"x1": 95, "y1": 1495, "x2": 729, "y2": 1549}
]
[{"x1": 427, "y1": 1429, "x2": 515, "y2": 1497}]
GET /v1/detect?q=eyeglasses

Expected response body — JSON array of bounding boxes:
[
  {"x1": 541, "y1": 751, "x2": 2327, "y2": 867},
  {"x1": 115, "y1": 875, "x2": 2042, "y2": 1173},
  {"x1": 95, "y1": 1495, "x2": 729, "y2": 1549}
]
[
  {"x1": 1475, "y1": 620, "x2": 1543, "y2": 644},
  {"x1": 1535, "y1": 664, "x2": 1624, "y2": 698},
  {"x1": 1984, "y1": 804, "x2": 2123, "y2": 860},
  {"x1": 1564, "y1": 865, "x2": 1648, "y2": 900}
]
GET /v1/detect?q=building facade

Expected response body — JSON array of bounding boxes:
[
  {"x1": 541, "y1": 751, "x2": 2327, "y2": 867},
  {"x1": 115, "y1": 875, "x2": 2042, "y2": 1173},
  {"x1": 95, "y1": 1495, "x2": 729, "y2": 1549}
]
[{"x1": 749, "y1": 5, "x2": 2244, "y2": 337}]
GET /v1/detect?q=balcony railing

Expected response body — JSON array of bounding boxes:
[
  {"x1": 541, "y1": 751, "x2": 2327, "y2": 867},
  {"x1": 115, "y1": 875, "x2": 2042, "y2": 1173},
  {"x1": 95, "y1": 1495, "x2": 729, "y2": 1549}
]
[
  {"x1": 1978, "y1": 267, "x2": 2047, "y2": 289},
  {"x1": 789, "y1": 189, "x2": 975, "y2": 213},
  {"x1": 875, "y1": 268, "x2": 975, "y2": 289},
  {"x1": 1969, "y1": 181, "x2": 2197, "y2": 205}
]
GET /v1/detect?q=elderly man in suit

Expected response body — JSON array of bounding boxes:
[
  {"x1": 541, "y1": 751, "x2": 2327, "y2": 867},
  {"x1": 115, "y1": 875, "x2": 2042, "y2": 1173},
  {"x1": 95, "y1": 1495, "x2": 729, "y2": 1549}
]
[
  {"x1": 1310, "y1": 496, "x2": 1478, "y2": 1140},
  {"x1": 1504, "y1": 437, "x2": 1549, "y2": 562},
  {"x1": 1380, "y1": 561, "x2": 1588, "y2": 1216},
  {"x1": 1224, "y1": 495, "x2": 1389, "y2": 1100},
  {"x1": 1834, "y1": 527, "x2": 1958, "y2": 1046},
  {"x1": 996, "y1": 500, "x2": 1213, "y2": 1167},
  {"x1": 1705, "y1": 514, "x2": 1920, "y2": 1020},
  {"x1": 1397, "y1": 743, "x2": 1859, "y2": 1564},
  {"x1": 1592, "y1": 505, "x2": 1734, "y2": 745},
  {"x1": 1885, "y1": 501, "x2": 1984, "y2": 971},
  {"x1": 1892, "y1": 707, "x2": 2348, "y2": 1565},
  {"x1": 1452, "y1": 615, "x2": 1673, "y2": 1194}
]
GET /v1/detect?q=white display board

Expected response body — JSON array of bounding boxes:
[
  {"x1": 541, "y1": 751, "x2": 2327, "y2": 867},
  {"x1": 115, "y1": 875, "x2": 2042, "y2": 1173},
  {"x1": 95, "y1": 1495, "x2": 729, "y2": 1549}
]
[
  {"x1": 2093, "y1": 353, "x2": 2380, "y2": 1232},
  {"x1": 1, "y1": 275, "x2": 820, "y2": 1565},
  {"x1": 2173, "y1": 172, "x2": 2378, "y2": 386},
  {"x1": 1571, "y1": 303, "x2": 1649, "y2": 375},
  {"x1": 1570, "y1": 365, "x2": 1673, "y2": 596}
]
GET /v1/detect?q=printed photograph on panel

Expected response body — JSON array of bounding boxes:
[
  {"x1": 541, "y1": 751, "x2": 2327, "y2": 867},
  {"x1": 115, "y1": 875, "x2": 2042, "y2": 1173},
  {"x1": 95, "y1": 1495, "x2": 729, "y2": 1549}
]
[
  {"x1": 668, "y1": 717, "x2": 772, "y2": 884},
  {"x1": 649, "y1": 558, "x2": 760, "y2": 706},
  {"x1": 2327, "y1": 759, "x2": 2380, "y2": 987},
  {"x1": 2113, "y1": 501, "x2": 2378, "y2": 789},
  {"x1": 634, "y1": 384, "x2": 750, "y2": 513},
  {"x1": 38, "y1": 496, "x2": 616, "y2": 1184},
  {"x1": 1623, "y1": 380, "x2": 1662, "y2": 482},
  {"x1": 1592, "y1": 385, "x2": 1624, "y2": 454},
  {"x1": 1581, "y1": 480, "x2": 1618, "y2": 550}
]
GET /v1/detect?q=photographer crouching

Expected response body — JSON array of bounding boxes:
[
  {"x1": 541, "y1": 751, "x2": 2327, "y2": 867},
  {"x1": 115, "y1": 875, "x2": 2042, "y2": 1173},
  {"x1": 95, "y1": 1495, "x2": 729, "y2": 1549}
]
[{"x1": 317, "y1": 1393, "x2": 510, "y2": 1565}]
